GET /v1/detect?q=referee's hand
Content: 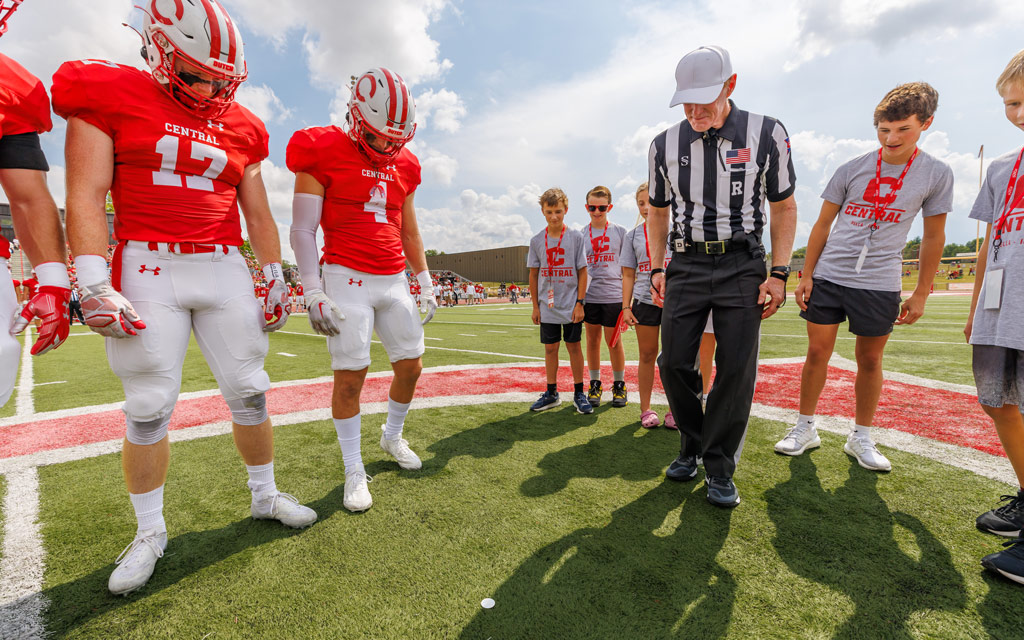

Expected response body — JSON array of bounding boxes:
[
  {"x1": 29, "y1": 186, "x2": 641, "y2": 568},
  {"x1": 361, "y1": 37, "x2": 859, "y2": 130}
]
[
  {"x1": 650, "y1": 273, "x2": 666, "y2": 308},
  {"x1": 758, "y1": 277, "x2": 786, "y2": 319}
]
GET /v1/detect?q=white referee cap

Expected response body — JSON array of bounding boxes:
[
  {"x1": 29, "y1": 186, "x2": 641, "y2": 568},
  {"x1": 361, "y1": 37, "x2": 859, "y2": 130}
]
[{"x1": 670, "y1": 45, "x2": 733, "y2": 106}]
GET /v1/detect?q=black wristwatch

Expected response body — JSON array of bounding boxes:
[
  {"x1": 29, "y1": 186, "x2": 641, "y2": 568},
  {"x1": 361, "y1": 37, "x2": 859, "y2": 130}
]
[
  {"x1": 769, "y1": 265, "x2": 791, "y2": 282},
  {"x1": 576, "y1": 299, "x2": 585, "y2": 306},
  {"x1": 650, "y1": 268, "x2": 664, "y2": 276}
]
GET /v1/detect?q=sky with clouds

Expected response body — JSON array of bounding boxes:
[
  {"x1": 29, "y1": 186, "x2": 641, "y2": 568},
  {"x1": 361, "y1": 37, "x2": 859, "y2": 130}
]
[{"x1": 3, "y1": 0, "x2": 1023, "y2": 262}]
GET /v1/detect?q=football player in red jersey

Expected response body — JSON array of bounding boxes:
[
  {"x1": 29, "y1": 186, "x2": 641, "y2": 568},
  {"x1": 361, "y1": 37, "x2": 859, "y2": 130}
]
[
  {"x1": 0, "y1": 0, "x2": 72, "y2": 406},
  {"x1": 288, "y1": 68, "x2": 436, "y2": 512},
  {"x1": 54, "y1": 0, "x2": 315, "y2": 596}
]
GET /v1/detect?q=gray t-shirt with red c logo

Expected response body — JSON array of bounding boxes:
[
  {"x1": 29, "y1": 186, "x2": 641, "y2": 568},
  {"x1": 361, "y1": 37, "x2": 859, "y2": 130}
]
[{"x1": 527, "y1": 227, "x2": 587, "y2": 324}]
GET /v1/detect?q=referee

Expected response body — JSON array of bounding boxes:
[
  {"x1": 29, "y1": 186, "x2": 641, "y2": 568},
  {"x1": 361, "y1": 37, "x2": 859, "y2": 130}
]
[{"x1": 647, "y1": 45, "x2": 797, "y2": 507}]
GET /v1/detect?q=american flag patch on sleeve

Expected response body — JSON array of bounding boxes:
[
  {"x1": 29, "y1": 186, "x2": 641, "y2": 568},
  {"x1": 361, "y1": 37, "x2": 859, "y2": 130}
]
[{"x1": 725, "y1": 148, "x2": 751, "y2": 164}]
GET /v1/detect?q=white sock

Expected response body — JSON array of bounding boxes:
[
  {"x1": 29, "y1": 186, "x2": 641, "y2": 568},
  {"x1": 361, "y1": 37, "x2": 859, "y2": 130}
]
[
  {"x1": 798, "y1": 413, "x2": 816, "y2": 428},
  {"x1": 853, "y1": 424, "x2": 871, "y2": 437},
  {"x1": 589, "y1": 370, "x2": 600, "y2": 382},
  {"x1": 246, "y1": 461, "x2": 277, "y2": 500},
  {"x1": 384, "y1": 397, "x2": 411, "y2": 440},
  {"x1": 129, "y1": 486, "x2": 166, "y2": 535},
  {"x1": 613, "y1": 370, "x2": 625, "y2": 383},
  {"x1": 334, "y1": 415, "x2": 363, "y2": 474}
]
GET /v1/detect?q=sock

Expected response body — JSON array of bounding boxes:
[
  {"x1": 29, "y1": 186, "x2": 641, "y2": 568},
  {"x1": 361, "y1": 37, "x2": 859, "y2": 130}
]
[
  {"x1": 333, "y1": 415, "x2": 363, "y2": 474},
  {"x1": 589, "y1": 370, "x2": 600, "y2": 383},
  {"x1": 129, "y1": 486, "x2": 166, "y2": 535},
  {"x1": 246, "y1": 462, "x2": 277, "y2": 501},
  {"x1": 384, "y1": 397, "x2": 411, "y2": 440},
  {"x1": 574, "y1": 382, "x2": 584, "y2": 394},
  {"x1": 613, "y1": 370, "x2": 624, "y2": 383},
  {"x1": 547, "y1": 383, "x2": 557, "y2": 394},
  {"x1": 853, "y1": 424, "x2": 871, "y2": 437},
  {"x1": 798, "y1": 413, "x2": 815, "y2": 427}
]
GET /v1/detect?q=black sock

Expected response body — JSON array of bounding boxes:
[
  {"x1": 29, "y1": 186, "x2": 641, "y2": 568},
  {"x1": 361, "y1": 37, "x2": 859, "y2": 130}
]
[
  {"x1": 547, "y1": 383, "x2": 557, "y2": 394},
  {"x1": 574, "y1": 382, "x2": 584, "y2": 394}
]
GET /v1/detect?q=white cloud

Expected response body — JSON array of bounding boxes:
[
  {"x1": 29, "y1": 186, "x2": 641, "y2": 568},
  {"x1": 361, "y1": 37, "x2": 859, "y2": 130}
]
[
  {"x1": 615, "y1": 122, "x2": 673, "y2": 164},
  {"x1": 415, "y1": 88, "x2": 466, "y2": 133},
  {"x1": 417, "y1": 184, "x2": 541, "y2": 252},
  {"x1": 236, "y1": 84, "x2": 293, "y2": 124},
  {"x1": 419, "y1": 149, "x2": 459, "y2": 187}
]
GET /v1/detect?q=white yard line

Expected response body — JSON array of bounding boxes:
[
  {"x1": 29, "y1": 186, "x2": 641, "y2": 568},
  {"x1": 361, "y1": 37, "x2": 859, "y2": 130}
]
[
  {"x1": 276, "y1": 352, "x2": 297, "y2": 357},
  {"x1": 15, "y1": 328, "x2": 33, "y2": 418},
  {"x1": 457, "y1": 334, "x2": 478, "y2": 337},
  {"x1": 0, "y1": 467, "x2": 47, "y2": 640},
  {"x1": 33, "y1": 381, "x2": 66, "y2": 387}
]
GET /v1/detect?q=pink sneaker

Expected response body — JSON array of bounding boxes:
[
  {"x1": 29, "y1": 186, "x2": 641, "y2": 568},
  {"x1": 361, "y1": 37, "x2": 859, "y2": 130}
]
[
  {"x1": 640, "y1": 410, "x2": 660, "y2": 428},
  {"x1": 664, "y1": 413, "x2": 677, "y2": 430}
]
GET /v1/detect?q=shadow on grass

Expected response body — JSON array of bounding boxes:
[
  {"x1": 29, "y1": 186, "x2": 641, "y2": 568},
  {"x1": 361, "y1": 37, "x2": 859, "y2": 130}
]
[
  {"x1": 12, "y1": 484, "x2": 346, "y2": 637},
  {"x1": 460, "y1": 480, "x2": 737, "y2": 639},
  {"x1": 979, "y1": 570, "x2": 1024, "y2": 638},
  {"x1": 520, "y1": 421, "x2": 673, "y2": 497},
  {"x1": 764, "y1": 454, "x2": 966, "y2": 639},
  {"x1": 414, "y1": 403, "x2": 601, "y2": 477}
]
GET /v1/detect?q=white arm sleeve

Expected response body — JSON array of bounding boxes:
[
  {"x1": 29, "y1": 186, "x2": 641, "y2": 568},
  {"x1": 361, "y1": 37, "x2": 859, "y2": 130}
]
[{"x1": 290, "y1": 193, "x2": 324, "y2": 288}]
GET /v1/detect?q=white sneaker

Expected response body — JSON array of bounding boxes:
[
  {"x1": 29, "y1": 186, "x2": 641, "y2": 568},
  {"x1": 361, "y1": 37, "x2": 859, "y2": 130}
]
[
  {"x1": 774, "y1": 422, "x2": 821, "y2": 456},
  {"x1": 344, "y1": 470, "x2": 373, "y2": 512},
  {"x1": 844, "y1": 431, "x2": 892, "y2": 471},
  {"x1": 108, "y1": 529, "x2": 167, "y2": 596},
  {"x1": 251, "y1": 492, "x2": 317, "y2": 529},
  {"x1": 380, "y1": 425, "x2": 422, "y2": 470}
]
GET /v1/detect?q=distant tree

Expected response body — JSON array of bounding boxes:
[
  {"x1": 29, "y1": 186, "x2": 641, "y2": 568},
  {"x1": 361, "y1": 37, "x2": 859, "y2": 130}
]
[
  {"x1": 902, "y1": 236, "x2": 921, "y2": 260},
  {"x1": 425, "y1": 249, "x2": 445, "y2": 257},
  {"x1": 791, "y1": 246, "x2": 807, "y2": 259},
  {"x1": 942, "y1": 242, "x2": 970, "y2": 258}
]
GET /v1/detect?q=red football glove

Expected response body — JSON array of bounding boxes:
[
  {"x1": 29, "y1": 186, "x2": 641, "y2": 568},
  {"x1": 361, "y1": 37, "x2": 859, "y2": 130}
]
[
  {"x1": 11, "y1": 286, "x2": 71, "y2": 355},
  {"x1": 263, "y1": 279, "x2": 291, "y2": 332}
]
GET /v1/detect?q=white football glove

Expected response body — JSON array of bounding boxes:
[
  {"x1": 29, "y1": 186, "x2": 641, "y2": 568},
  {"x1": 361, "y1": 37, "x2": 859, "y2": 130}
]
[
  {"x1": 79, "y1": 282, "x2": 146, "y2": 338},
  {"x1": 420, "y1": 293, "x2": 437, "y2": 325},
  {"x1": 305, "y1": 288, "x2": 344, "y2": 336},
  {"x1": 262, "y1": 279, "x2": 291, "y2": 332}
]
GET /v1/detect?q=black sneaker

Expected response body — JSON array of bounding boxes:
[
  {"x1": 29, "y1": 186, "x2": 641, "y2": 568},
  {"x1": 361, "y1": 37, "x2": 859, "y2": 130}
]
[
  {"x1": 530, "y1": 390, "x2": 560, "y2": 412},
  {"x1": 982, "y1": 537, "x2": 1024, "y2": 586},
  {"x1": 573, "y1": 391, "x2": 594, "y2": 415},
  {"x1": 977, "y1": 490, "x2": 1024, "y2": 537},
  {"x1": 611, "y1": 381, "x2": 628, "y2": 408},
  {"x1": 666, "y1": 455, "x2": 699, "y2": 481},
  {"x1": 706, "y1": 475, "x2": 740, "y2": 508},
  {"x1": 587, "y1": 380, "x2": 602, "y2": 407}
]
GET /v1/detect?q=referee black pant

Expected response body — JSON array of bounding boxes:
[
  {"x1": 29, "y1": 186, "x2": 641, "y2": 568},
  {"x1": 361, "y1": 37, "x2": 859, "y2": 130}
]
[{"x1": 658, "y1": 247, "x2": 765, "y2": 479}]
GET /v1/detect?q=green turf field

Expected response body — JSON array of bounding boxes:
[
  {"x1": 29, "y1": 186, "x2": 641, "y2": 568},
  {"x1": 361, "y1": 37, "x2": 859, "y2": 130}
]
[{"x1": 9, "y1": 292, "x2": 1020, "y2": 639}]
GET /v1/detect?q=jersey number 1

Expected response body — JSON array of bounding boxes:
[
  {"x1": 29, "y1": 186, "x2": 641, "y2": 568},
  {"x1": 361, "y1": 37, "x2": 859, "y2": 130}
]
[
  {"x1": 364, "y1": 181, "x2": 388, "y2": 224},
  {"x1": 152, "y1": 135, "x2": 228, "y2": 192}
]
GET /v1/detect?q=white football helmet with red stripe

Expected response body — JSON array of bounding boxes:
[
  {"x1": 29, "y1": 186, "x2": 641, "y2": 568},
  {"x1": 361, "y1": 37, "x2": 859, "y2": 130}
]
[
  {"x1": 0, "y1": 0, "x2": 23, "y2": 36},
  {"x1": 137, "y1": 0, "x2": 247, "y2": 118},
  {"x1": 347, "y1": 68, "x2": 417, "y2": 165}
]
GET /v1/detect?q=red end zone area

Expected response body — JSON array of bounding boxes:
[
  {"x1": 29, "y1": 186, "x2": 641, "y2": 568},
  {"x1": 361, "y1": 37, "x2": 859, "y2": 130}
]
[{"x1": 0, "y1": 362, "x2": 1000, "y2": 460}]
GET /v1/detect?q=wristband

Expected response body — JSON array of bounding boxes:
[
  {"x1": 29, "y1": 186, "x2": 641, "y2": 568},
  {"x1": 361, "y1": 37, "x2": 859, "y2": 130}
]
[
  {"x1": 650, "y1": 268, "x2": 664, "y2": 276},
  {"x1": 622, "y1": 305, "x2": 632, "y2": 311},
  {"x1": 769, "y1": 272, "x2": 789, "y2": 283},
  {"x1": 262, "y1": 262, "x2": 283, "y2": 282},
  {"x1": 576, "y1": 299, "x2": 585, "y2": 306},
  {"x1": 416, "y1": 270, "x2": 434, "y2": 295},
  {"x1": 73, "y1": 254, "x2": 110, "y2": 288},
  {"x1": 34, "y1": 262, "x2": 71, "y2": 289}
]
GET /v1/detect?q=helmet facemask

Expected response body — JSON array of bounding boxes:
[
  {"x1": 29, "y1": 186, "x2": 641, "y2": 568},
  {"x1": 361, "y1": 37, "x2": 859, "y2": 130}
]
[
  {"x1": 346, "y1": 69, "x2": 417, "y2": 166},
  {"x1": 0, "y1": 0, "x2": 24, "y2": 37}
]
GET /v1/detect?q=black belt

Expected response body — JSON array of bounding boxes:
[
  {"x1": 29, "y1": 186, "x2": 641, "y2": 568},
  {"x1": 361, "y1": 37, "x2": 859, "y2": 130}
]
[{"x1": 673, "y1": 238, "x2": 741, "y2": 255}]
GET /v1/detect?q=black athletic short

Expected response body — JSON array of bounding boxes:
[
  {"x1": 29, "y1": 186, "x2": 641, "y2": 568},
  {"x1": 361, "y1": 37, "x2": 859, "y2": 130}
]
[
  {"x1": 0, "y1": 132, "x2": 48, "y2": 171},
  {"x1": 799, "y1": 278, "x2": 902, "y2": 337},
  {"x1": 973, "y1": 344, "x2": 1024, "y2": 409},
  {"x1": 631, "y1": 300, "x2": 662, "y2": 327},
  {"x1": 583, "y1": 302, "x2": 620, "y2": 327},
  {"x1": 540, "y1": 321, "x2": 583, "y2": 344}
]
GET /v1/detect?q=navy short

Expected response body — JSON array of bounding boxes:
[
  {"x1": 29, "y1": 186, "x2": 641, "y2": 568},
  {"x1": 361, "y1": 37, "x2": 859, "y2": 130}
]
[
  {"x1": 631, "y1": 301, "x2": 662, "y2": 327},
  {"x1": 540, "y1": 322, "x2": 583, "y2": 345},
  {"x1": 583, "y1": 302, "x2": 620, "y2": 328},
  {"x1": 0, "y1": 132, "x2": 48, "y2": 171},
  {"x1": 800, "y1": 278, "x2": 901, "y2": 337}
]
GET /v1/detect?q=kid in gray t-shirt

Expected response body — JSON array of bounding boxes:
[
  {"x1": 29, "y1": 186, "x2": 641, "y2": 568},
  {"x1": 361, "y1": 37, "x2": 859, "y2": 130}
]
[{"x1": 527, "y1": 227, "x2": 587, "y2": 324}]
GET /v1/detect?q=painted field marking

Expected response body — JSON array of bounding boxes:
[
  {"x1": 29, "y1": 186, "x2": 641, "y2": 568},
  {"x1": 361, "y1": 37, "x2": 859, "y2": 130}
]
[
  {"x1": 432, "y1": 321, "x2": 535, "y2": 328},
  {"x1": 458, "y1": 334, "x2": 478, "y2": 337},
  {"x1": 277, "y1": 353, "x2": 297, "y2": 358},
  {"x1": 33, "y1": 382, "x2": 66, "y2": 387},
  {"x1": 15, "y1": 329, "x2": 32, "y2": 418},
  {"x1": 0, "y1": 467, "x2": 46, "y2": 640},
  {"x1": 487, "y1": 331, "x2": 508, "y2": 334},
  {"x1": 424, "y1": 337, "x2": 443, "y2": 341}
]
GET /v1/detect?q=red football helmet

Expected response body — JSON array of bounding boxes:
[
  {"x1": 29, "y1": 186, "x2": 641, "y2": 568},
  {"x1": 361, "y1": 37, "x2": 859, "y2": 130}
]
[
  {"x1": 347, "y1": 68, "x2": 417, "y2": 165},
  {"x1": 0, "y1": 0, "x2": 23, "y2": 36},
  {"x1": 135, "y1": 0, "x2": 247, "y2": 118}
]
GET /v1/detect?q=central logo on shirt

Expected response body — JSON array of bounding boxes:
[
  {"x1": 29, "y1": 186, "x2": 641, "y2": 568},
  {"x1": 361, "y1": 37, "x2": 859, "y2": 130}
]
[
  {"x1": 546, "y1": 247, "x2": 565, "y2": 267},
  {"x1": 591, "y1": 236, "x2": 609, "y2": 254},
  {"x1": 861, "y1": 177, "x2": 902, "y2": 205}
]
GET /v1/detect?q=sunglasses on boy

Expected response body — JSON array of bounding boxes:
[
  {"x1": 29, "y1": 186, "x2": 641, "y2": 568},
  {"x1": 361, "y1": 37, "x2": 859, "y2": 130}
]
[{"x1": 586, "y1": 205, "x2": 610, "y2": 213}]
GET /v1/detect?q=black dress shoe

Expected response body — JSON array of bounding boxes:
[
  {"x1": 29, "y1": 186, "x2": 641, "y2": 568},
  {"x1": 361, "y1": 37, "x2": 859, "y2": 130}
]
[
  {"x1": 706, "y1": 475, "x2": 740, "y2": 508},
  {"x1": 666, "y1": 455, "x2": 699, "y2": 481}
]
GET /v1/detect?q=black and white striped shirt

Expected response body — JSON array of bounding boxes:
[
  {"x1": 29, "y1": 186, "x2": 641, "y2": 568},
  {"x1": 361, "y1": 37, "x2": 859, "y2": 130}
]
[{"x1": 647, "y1": 100, "x2": 795, "y2": 244}]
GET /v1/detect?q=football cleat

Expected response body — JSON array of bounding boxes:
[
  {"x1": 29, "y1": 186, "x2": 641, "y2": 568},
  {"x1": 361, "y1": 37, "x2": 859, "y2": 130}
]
[
  {"x1": 108, "y1": 528, "x2": 167, "y2": 596},
  {"x1": 347, "y1": 68, "x2": 416, "y2": 165},
  {"x1": 587, "y1": 380, "x2": 602, "y2": 407},
  {"x1": 774, "y1": 422, "x2": 821, "y2": 456},
  {"x1": 251, "y1": 492, "x2": 317, "y2": 529},
  {"x1": 343, "y1": 470, "x2": 372, "y2": 512},
  {"x1": 379, "y1": 425, "x2": 422, "y2": 470}
]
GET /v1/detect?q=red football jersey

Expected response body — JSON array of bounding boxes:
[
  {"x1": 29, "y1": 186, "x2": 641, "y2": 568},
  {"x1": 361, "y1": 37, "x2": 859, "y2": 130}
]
[
  {"x1": 286, "y1": 126, "x2": 421, "y2": 275},
  {"x1": 51, "y1": 60, "x2": 269, "y2": 245},
  {"x1": 296, "y1": 285, "x2": 303, "y2": 295},
  {"x1": 0, "y1": 53, "x2": 52, "y2": 139},
  {"x1": 22, "y1": 277, "x2": 37, "y2": 295}
]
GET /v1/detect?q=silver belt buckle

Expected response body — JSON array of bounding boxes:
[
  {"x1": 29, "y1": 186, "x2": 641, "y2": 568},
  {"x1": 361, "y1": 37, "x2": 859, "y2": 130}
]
[{"x1": 673, "y1": 238, "x2": 687, "y2": 252}]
